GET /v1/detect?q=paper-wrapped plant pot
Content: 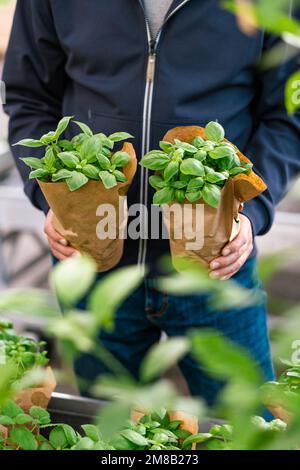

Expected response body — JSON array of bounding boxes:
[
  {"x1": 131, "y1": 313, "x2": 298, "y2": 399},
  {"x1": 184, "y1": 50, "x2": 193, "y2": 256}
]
[
  {"x1": 38, "y1": 143, "x2": 137, "y2": 272},
  {"x1": 14, "y1": 366, "x2": 56, "y2": 413},
  {"x1": 132, "y1": 409, "x2": 198, "y2": 449},
  {"x1": 162, "y1": 126, "x2": 267, "y2": 268}
]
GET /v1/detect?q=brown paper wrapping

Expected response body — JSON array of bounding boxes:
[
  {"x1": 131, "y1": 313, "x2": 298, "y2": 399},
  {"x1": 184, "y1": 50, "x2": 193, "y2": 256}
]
[
  {"x1": 132, "y1": 409, "x2": 198, "y2": 449},
  {"x1": 0, "y1": 367, "x2": 56, "y2": 442},
  {"x1": 162, "y1": 126, "x2": 267, "y2": 269},
  {"x1": 38, "y1": 143, "x2": 137, "y2": 272},
  {"x1": 268, "y1": 404, "x2": 291, "y2": 424},
  {"x1": 14, "y1": 367, "x2": 56, "y2": 413}
]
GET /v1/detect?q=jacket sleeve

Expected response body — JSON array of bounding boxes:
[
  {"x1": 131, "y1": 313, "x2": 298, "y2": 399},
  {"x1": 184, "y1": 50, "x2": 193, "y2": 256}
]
[
  {"x1": 2, "y1": 0, "x2": 67, "y2": 214},
  {"x1": 242, "y1": 17, "x2": 300, "y2": 235}
]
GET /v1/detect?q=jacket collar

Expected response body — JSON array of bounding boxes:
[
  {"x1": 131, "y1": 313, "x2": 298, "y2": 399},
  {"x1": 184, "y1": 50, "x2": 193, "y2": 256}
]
[{"x1": 166, "y1": 0, "x2": 191, "y2": 18}]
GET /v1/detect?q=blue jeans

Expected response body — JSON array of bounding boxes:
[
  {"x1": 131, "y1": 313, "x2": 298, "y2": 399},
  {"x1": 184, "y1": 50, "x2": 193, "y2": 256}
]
[{"x1": 74, "y1": 256, "x2": 275, "y2": 407}]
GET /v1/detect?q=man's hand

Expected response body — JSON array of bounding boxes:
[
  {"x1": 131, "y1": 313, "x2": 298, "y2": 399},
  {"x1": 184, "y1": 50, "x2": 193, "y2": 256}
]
[
  {"x1": 209, "y1": 214, "x2": 253, "y2": 280},
  {"x1": 44, "y1": 210, "x2": 78, "y2": 261}
]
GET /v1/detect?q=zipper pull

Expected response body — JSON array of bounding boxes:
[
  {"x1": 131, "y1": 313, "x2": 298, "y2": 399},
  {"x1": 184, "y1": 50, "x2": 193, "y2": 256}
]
[{"x1": 146, "y1": 52, "x2": 156, "y2": 82}]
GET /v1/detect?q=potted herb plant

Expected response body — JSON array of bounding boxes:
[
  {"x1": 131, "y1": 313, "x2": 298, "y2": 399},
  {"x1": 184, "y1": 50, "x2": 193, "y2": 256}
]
[
  {"x1": 15, "y1": 117, "x2": 137, "y2": 272},
  {"x1": 0, "y1": 319, "x2": 56, "y2": 414},
  {"x1": 263, "y1": 359, "x2": 300, "y2": 423},
  {"x1": 140, "y1": 122, "x2": 267, "y2": 269}
]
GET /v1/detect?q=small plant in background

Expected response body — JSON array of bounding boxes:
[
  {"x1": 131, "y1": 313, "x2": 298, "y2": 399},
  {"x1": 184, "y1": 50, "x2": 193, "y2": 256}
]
[
  {"x1": 14, "y1": 116, "x2": 134, "y2": 191},
  {"x1": 140, "y1": 121, "x2": 252, "y2": 208},
  {"x1": 0, "y1": 319, "x2": 48, "y2": 381}
]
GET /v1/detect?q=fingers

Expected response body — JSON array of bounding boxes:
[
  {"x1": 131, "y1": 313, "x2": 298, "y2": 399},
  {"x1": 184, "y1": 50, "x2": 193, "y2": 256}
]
[
  {"x1": 48, "y1": 239, "x2": 78, "y2": 260},
  {"x1": 210, "y1": 250, "x2": 249, "y2": 280},
  {"x1": 44, "y1": 210, "x2": 78, "y2": 260},
  {"x1": 209, "y1": 215, "x2": 253, "y2": 280},
  {"x1": 210, "y1": 243, "x2": 247, "y2": 271},
  {"x1": 221, "y1": 230, "x2": 248, "y2": 257},
  {"x1": 44, "y1": 210, "x2": 67, "y2": 245}
]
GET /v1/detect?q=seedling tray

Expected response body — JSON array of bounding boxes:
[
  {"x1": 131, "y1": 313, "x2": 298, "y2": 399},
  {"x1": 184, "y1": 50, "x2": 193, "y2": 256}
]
[{"x1": 47, "y1": 392, "x2": 220, "y2": 433}]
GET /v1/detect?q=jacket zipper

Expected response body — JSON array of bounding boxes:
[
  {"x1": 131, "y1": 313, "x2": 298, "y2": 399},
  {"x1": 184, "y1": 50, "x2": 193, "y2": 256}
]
[{"x1": 138, "y1": 0, "x2": 191, "y2": 268}]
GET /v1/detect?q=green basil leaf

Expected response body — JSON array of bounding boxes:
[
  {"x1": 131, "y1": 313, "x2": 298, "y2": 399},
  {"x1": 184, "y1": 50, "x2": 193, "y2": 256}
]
[
  {"x1": 57, "y1": 139, "x2": 74, "y2": 151},
  {"x1": 0, "y1": 415, "x2": 14, "y2": 426},
  {"x1": 140, "y1": 151, "x2": 170, "y2": 170},
  {"x1": 49, "y1": 426, "x2": 68, "y2": 450},
  {"x1": 205, "y1": 171, "x2": 227, "y2": 183},
  {"x1": 202, "y1": 184, "x2": 221, "y2": 208},
  {"x1": 175, "y1": 189, "x2": 186, "y2": 204},
  {"x1": 95, "y1": 133, "x2": 114, "y2": 149},
  {"x1": 187, "y1": 177, "x2": 204, "y2": 192},
  {"x1": 29, "y1": 169, "x2": 50, "y2": 180},
  {"x1": 215, "y1": 155, "x2": 234, "y2": 171},
  {"x1": 2, "y1": 401, "x2": 23, "y2": 418},
  {"x1": 186, "y1": 190, "x2": 202, "y2": 203},
  {"x1": 15, "y1": 413, "x2": 33, "y2": 425},
  {"x1": 111, "y1": 151, "x2": 130, "y2": 168},
  {"x1": 10, "y1": 427, "x2": 38, "y2": 450},
  {"x1": 100, "y1": 146, "x2": 112, "y2": 158},
  {"x1": 99, "y1": 171, "x2": 117, "y2": 189},
  {"x1": 168, "y1": 420, "x2": 183, "y2": 431},
  {"x1": 204, "y1": 121, "x2": 225, "y2": 142},
  {"x1": 209, "y1": 146, "x2": 235, "y2": 160},
  {"x1": 72, "y1": 437, "x2": 94, "y2": 450},
  {"x1": 121, "y1": 429, "x2": 148, "y2": 447},
  {"x1": 164, "y1": 161, "x2": 179, "y2": 182},
  {"x1": 108, "y1": 132, "x2": 134, "y2": 142},
  {"x1": 242, "y1": 162, "x2": 253, "y2": 170},
  {"x1": 40, "y1": 131, "x2": 57, "y2": 144},
  {"x1": 204, "y1": 165, "x2": 215, "y2": 175},
  {"x1": 182, "y1": 433, "x2": 212, "y2": 449},
  {"x1": 172, "y1": 180, "x2": 188, "y2": 189},
  {"x1": 180, "y1": 158, "x2": 205, "y2": 176},
  {"x1": 113, "y1": 170, "x2": 127, "y2": 183},
  {"x1": 30, "y1": 406, "x2": 50, "y2": 424},
  {"x1": 54, "y1": 116, "x2": 73, "y2": 139},
  {"x1": 58, "y1": 151, "x2": 80, "y2": 169},
  {"x1": 43, "y1": 147, "x2": 57, "y2": 171},
  {"x1": 72, "y1": 133, "x2": 89, "y2": 150},
  {"x1": 159, "y1": 141, "x2": 174, "y2": 153},
  {"x1": 202, "y1": 141, "x2": 216, "y2": 152},
  {"x1": 82, "y1": 424, "x2": 101, "y2": 442},
  {"x1": 191, "y1": 136, "x2": 205, "y2": 148},
  {"x1": 227, "y1": 153, "x2": 240, "y2": 168},
  {"x1": 20, "y1": 157, "x2": 44, "y2": 170},
  {"x1": 194, "y1": 149, "x2": 207, "y2": 162},
  {"x1": 173, "y1": 428, "x2": 192, "y2": 439},
  {"x1": 97, "y1": 153, "x2": 111, "y2": 170},
  {"x1": 73, "y1": 120, "x2": 93, "y2": 137},
  {"x1": 229, "y1": 166, "x2": 249, "y2": 176},
  {"x1": 61, "y1": 424, "x2": 78, "y2": 446},
  {"x1": 180, "y1": 172, "x2": 192, "y2": 183},
  {"x1": 149, "y1": 175, "x2": 166, "y2": 190},
  {"x1": 82, "y1": 164, "x2": 100, "y2": 180},
  {"x1": 52, "y1": 169, "x2": 74, "y2": 181},
  {"x1": 66, "y1": 171, "x2": 89, "y2": 191},
  {"x1": 13, "y1": 138, "x2": 44, "y2": 148},
  {"x1": 80, "y1": 136, "x2": 102, "y2": 163},
  {"x1": 174, "y1": 139, "x2": 198, "y2": 154},
  {"x1": 173, "y1": 148, "x2": 185, "y2": 160},
  {"x1": 153, "y1": 187, "x2": 175, "y2": 205}
]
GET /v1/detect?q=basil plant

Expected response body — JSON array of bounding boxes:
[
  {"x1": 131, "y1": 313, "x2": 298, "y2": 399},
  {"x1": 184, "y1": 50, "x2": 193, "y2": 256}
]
[
  {"x1": 15, "y1": 116, "x2": 134, "y2": 191},
  {"x1": 140, "y1": 121, "x2": 252, "y2": 208}
]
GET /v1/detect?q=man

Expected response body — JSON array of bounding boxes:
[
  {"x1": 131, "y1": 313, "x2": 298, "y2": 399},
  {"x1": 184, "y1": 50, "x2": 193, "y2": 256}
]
[{"x1": 3, "y1": 0, "x2": 300, "y2": 405}]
